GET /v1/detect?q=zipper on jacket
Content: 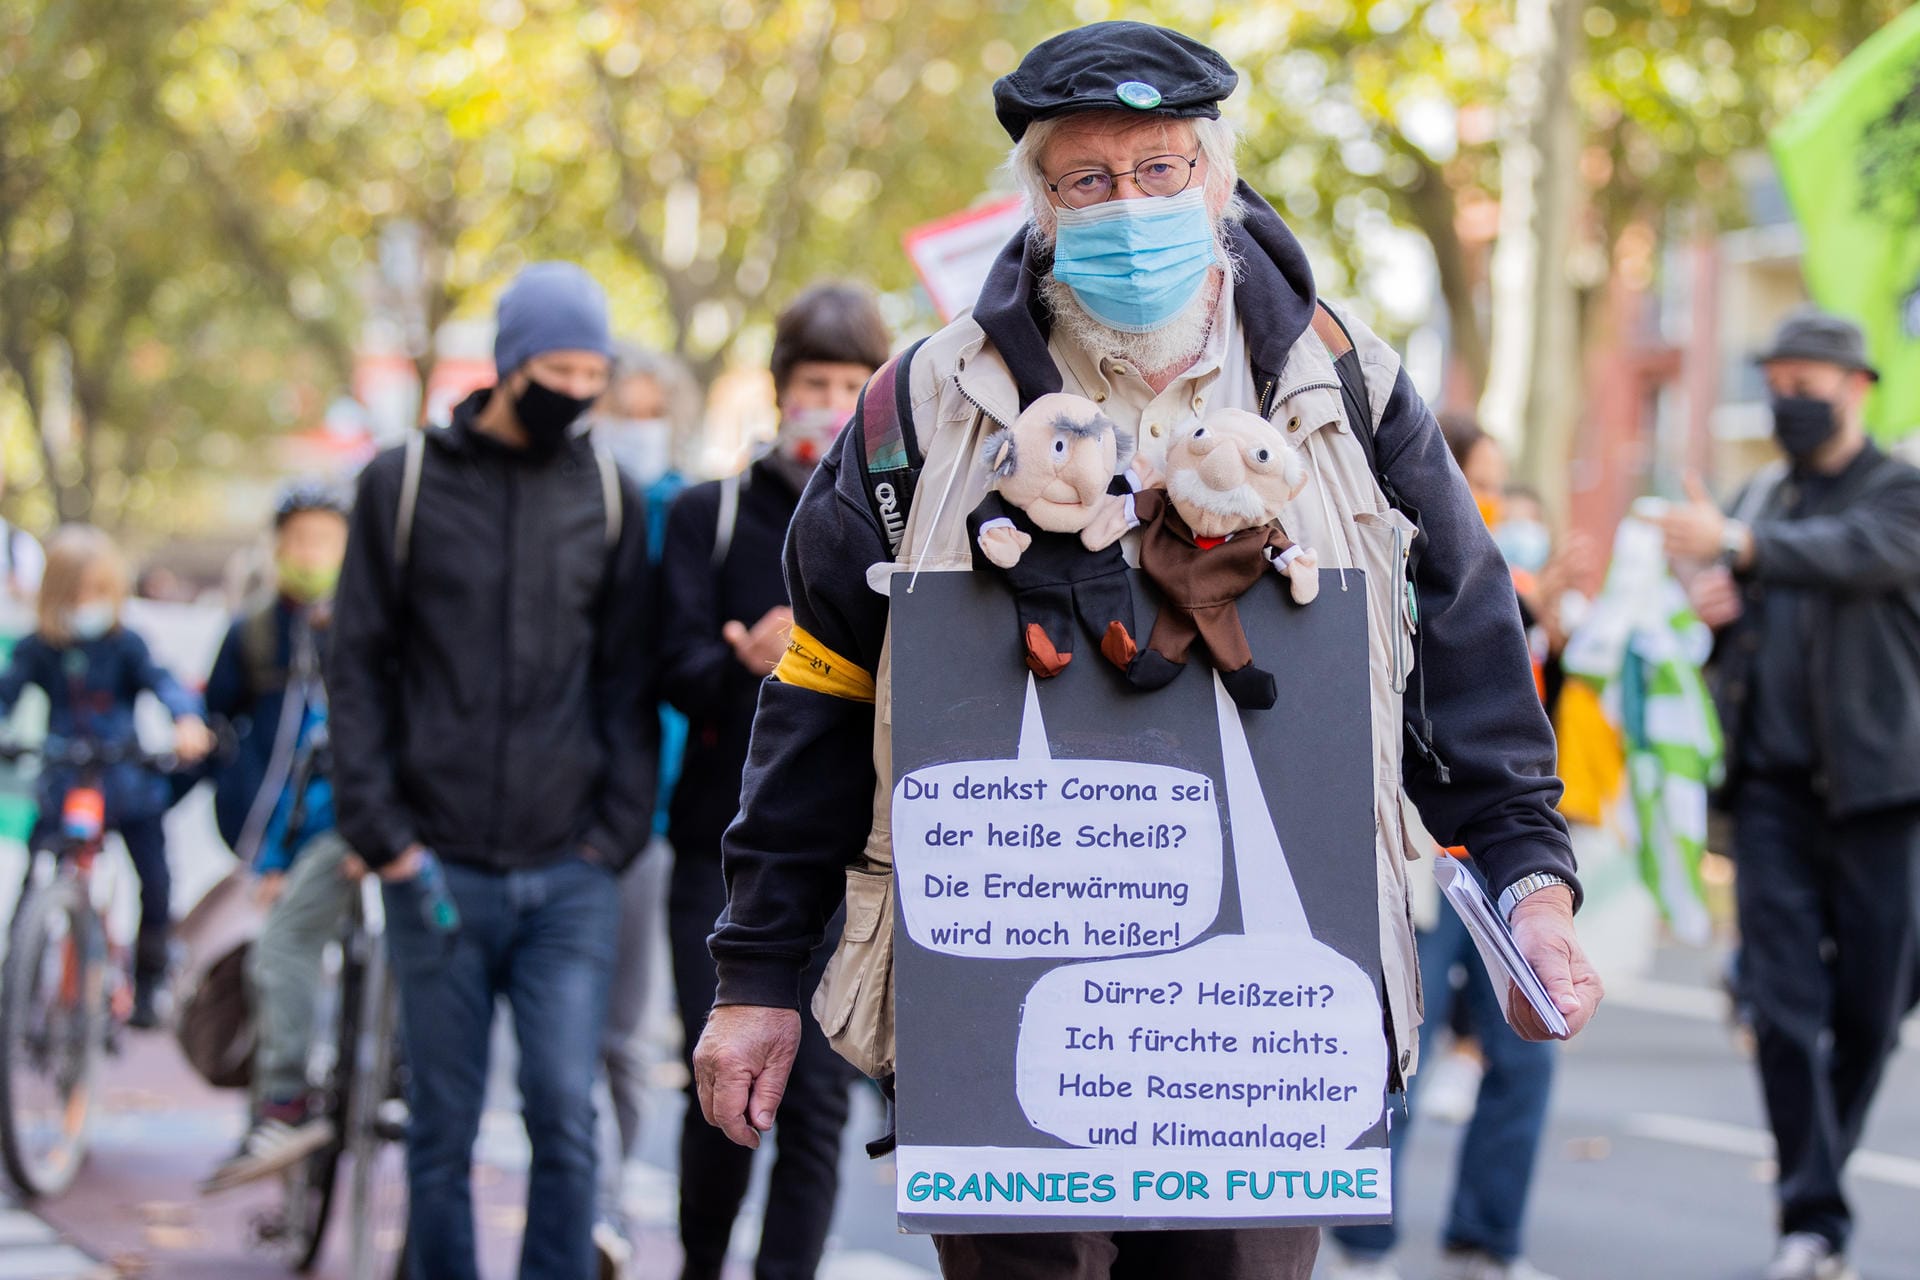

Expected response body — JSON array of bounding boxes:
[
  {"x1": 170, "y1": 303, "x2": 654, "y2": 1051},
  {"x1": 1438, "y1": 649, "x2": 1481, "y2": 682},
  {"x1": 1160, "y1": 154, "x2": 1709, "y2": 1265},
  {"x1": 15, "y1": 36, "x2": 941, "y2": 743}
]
[
  {"x1": 1272, "y1": 378, "x2": 1342, "y2": 408},
  {"x1": 953, "y1": 374, "x2": 1008, "y2": 432},
  {"x1": 490, "y1": 466, "x2": 516, "y2": 855},
  {"x1": 1257, "y1": 377, "x2": 1277, "y2": 418}
]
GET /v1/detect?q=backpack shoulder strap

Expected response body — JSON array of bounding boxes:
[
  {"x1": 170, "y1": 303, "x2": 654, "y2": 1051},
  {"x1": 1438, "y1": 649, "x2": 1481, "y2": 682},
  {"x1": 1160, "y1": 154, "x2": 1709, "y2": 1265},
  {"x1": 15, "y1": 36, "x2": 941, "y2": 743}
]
[
  {"x1": 1311, "y1": 302, "x2": 1381, "y2": 477},
  {"x1": 1313, "y1": 301, "x2": 1451, "y2": 781},
  {"x1": 857, "y1": 337, "x2": 931, "y2": 558},
  {"x1": 712, "y1": 469, "x2": 743, "y2": 570},
  {"x1": 591, "y1": 443, "x2": 623, "y2": 550},
  {"x1": 395, "y1": 429, "x2": 427, "y2": 572}
]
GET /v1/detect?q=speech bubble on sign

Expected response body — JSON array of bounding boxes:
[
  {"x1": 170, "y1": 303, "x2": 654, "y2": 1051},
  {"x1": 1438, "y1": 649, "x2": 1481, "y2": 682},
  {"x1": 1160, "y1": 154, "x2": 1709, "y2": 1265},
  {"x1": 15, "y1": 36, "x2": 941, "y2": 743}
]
[
  {"x1": 1014, "y1": 675, "x2": 1389, "y2": 1153},
  {"x1": 892, "y1": 676, "x2": 1223, "y2": 959}
]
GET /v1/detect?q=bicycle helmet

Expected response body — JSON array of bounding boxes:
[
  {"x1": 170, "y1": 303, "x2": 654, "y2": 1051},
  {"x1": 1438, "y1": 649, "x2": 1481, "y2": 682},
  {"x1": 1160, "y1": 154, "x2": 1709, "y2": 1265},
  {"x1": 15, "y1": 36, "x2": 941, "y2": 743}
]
[{"x1": 272, "y1": 479, "x2": 350, "y2": 528}]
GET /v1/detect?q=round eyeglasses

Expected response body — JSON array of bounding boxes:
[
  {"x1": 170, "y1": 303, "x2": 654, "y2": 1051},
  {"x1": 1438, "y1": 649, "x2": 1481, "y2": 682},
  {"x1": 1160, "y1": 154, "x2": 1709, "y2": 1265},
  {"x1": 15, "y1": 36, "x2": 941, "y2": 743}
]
[{"x1": 1047, "y1": 154, "x2": 1201, "y2": 210}]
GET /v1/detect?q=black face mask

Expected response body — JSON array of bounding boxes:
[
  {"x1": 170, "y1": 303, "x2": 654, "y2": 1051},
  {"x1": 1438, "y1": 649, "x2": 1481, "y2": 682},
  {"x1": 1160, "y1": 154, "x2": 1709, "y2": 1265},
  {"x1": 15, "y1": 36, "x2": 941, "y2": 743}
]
[
  {"x1": 512, "y1": 377, "x2": 595, "y2": 456},
  {"x1": 1771, "y1": 395, "x2": 1840, "y2": 461}
]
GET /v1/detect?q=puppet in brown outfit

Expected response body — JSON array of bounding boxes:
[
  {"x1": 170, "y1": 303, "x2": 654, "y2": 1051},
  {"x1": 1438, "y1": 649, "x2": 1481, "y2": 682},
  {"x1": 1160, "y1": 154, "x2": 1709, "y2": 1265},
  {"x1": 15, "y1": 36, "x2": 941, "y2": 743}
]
[
  {"x1": 1089, "y1": 407, "x2": 1320, "y2": 710},
  {"x1": 967, "y1": 393, "x2": 1141, "y2": 678}
]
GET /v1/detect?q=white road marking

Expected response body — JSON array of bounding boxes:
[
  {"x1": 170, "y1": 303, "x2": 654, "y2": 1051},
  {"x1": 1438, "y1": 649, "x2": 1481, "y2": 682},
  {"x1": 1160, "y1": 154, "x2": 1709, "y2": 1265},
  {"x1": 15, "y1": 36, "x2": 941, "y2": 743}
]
[
  {"x1": 1606, "y1": 978, "x2": 1920, "y2": 1047},
  {"x1": 1627, "y1": 1113, "x2": 1920, "y2": 1190}
]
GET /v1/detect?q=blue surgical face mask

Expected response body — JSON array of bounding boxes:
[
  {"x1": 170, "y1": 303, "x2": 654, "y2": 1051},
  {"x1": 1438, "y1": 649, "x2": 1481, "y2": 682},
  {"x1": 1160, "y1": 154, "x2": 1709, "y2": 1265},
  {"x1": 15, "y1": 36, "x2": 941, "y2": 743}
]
[
  {"x1": 1494, "y1": 518, "x2": 1552, "y2": 576},
  {"x1": 67, "y1": 602, "x2": 116, "y2": 643},
  {"x1": 1051, "y1": 189, "x2": 1219, "y2": 334}
]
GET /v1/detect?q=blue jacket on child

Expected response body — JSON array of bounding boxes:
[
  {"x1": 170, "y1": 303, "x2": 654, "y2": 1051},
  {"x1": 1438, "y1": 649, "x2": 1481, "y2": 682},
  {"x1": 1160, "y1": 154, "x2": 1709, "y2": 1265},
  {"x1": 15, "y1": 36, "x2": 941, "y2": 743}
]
[{"x1": 0, "y1": 627, "x2": 202, "y2": 826}]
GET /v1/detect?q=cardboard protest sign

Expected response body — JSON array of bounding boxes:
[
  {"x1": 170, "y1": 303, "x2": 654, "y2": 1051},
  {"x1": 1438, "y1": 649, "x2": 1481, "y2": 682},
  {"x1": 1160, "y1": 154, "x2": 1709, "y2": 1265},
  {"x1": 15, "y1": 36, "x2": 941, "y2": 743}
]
[{"x1": 889, "y1": 569, "x2": 1390, "y2": 1234}]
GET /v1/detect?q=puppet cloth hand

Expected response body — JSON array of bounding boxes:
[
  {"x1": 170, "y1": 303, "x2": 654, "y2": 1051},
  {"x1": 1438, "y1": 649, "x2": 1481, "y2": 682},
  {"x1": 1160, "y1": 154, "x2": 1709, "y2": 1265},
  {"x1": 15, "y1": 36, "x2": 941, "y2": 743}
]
[
  {"x1": 1080, "y1": 493, "x2": 1134, "y2": 552},
  {"x1": 979, "y1": 524, "x2": 1032, "y2": 569},
  {"x1": 1286, "y1": 548, "x2": 1320, "y2": 605}
]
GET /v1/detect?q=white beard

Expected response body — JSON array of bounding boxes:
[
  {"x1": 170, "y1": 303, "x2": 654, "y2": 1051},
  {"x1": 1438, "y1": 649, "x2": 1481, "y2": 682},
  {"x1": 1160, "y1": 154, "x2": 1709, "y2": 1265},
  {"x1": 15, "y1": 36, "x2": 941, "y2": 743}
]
[
  {"x1": 1034, "y1": 220, "x2": 1234, "y2": 382},
  {"x1": 1167, "y1": 467, "x2": 1268, "y2": 529}
]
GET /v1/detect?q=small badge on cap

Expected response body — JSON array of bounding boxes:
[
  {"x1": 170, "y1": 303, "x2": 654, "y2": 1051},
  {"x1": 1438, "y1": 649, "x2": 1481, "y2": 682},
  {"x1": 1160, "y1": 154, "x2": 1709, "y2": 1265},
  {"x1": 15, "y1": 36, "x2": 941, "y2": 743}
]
[{"x1": 1116, "y1": 80, "x2": 1163, "y2": 110}]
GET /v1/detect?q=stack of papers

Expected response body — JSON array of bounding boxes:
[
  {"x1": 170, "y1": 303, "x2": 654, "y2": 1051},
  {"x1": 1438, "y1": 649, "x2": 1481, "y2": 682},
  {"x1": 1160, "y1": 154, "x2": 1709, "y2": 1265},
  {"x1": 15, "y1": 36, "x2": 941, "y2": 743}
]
[{"x1": 1433, "y1": 858, "x2": 1571, "y2": 1039}]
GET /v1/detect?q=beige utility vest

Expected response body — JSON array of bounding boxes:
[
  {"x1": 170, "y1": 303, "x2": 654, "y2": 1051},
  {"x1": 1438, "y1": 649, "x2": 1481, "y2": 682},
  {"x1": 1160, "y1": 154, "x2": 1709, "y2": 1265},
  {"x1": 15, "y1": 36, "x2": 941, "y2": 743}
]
[{"x1": 831, "y1": 302, "x2": 1429, "y2": 1085}]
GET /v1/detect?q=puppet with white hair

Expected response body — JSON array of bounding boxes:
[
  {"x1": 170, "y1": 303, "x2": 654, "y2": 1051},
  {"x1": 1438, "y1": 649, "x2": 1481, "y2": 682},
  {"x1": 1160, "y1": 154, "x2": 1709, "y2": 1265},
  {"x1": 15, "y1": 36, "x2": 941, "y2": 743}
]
[{"x1": 1099, "y1": 407, "x2": 1319, "y2": 710}]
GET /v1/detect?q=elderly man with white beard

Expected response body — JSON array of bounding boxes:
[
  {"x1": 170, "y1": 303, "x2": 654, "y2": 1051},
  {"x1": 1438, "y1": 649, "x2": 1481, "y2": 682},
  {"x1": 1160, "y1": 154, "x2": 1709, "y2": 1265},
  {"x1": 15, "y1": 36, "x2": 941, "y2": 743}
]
[{"x1": 692, "y1": 21, "x2": 1602, "y2": 1280}]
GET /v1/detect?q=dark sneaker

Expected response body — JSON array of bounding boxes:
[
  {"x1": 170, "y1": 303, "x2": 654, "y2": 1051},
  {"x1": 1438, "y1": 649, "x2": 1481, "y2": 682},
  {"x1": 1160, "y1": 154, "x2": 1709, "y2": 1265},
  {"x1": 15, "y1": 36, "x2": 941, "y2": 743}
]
[
  {"x1": 1765, "y1": 1234, "x2": 1856, "y2": 1280},
  {"x1": 128, "y1": 976, "x2": 167, "y2": 1030},
  {"x1": 200, "y1": 1104, "x2": 335, "y2": 1194}
]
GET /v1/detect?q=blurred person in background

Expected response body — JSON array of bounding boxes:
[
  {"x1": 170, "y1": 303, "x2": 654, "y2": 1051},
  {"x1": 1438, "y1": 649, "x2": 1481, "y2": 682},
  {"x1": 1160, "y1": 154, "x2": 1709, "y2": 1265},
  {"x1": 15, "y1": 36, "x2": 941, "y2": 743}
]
[
  {"x1": 0, "y1": 525, "x2": 215, "y2": 1026},
  {"x1": 656, "y1": 282, "x2": 889, "y2": 1280},
  {"x1": 329, "y1": 262, "x2": 658, "y2": 1280},
  {"x1": 1653, "y1": 308, "x2": 1920, "y2": 1280},
  {"x1": 585, "y1": 342, "x2": 701, "y2": 1267},
  {"x1": 199, "y1": 482, "x2": 353, "y2": 1192},
  {"x1": 1330, "y1": 417, "x2": 1563, "y2": 1280}
]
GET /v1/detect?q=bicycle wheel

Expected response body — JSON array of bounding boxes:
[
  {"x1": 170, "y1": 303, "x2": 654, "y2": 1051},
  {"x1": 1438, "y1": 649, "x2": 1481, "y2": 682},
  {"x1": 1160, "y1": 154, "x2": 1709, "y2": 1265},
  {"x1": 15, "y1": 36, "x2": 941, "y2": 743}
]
[
  {"x1": 0, "y1": 876, "x2": 102, "y2": 1197},
  {"x1": 264, "y1": 938, "x2": 351, "y2": 1272},
  {"x1": 346, "y1": 913, "x2": 408, "y2": 1280}
]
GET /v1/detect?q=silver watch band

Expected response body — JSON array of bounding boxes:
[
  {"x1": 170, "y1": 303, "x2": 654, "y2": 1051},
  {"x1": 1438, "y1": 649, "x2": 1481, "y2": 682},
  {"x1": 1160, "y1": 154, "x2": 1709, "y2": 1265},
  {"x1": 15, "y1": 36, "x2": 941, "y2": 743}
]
[{"x1": 1498, "y1": 872, "x2": 1570, "y2": 921}]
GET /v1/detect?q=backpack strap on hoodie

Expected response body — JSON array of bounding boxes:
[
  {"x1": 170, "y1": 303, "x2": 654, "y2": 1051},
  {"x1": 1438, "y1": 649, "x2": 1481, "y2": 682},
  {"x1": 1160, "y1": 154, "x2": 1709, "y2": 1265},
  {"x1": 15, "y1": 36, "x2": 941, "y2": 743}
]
[{"x1": 856, "y1": 338, "x2": 931, "y2": 559}]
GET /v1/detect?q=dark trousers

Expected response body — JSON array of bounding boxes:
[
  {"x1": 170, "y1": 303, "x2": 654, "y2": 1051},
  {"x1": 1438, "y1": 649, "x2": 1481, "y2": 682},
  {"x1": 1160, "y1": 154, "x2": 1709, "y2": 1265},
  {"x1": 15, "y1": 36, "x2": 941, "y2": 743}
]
[
  {"x1": 1333, "y1": 905, "x2": 1557, "y2": 1263},
  {"x1": 669, "y1": 849, "x2": 854, "y2": 1280},
  {"x1": 385, "y1": 855, "x2": 619, "y2": 1280},
  {"x1": 932, "y1": 1226, "x2": 1319, "y2": 1279},
  {"x1": 1734, "y1": 777, "x2": 1919, "y2": 1251}
]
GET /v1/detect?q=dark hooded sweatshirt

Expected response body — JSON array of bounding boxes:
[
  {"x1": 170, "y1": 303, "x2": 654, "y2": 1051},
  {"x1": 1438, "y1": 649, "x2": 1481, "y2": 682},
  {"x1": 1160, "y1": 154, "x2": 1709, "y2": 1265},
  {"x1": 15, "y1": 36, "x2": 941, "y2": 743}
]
[{"x1": 328, "y1": 389, "x2": 659, "y2": 873}]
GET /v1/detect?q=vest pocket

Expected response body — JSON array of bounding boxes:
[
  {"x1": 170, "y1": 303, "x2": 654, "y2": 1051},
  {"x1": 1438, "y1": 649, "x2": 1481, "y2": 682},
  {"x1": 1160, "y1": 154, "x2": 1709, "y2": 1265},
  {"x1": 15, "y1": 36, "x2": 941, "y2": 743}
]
[{"x1": 810, "y1": 864, "x2": 897, "y2": 1078}]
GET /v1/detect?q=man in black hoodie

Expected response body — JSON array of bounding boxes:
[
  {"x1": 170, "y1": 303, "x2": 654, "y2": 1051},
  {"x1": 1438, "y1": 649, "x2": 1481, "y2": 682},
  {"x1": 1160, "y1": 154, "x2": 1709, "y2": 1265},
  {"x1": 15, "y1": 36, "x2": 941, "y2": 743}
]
[
  {"x1": 691, "y1": 25, "x2": 1601, "y2": 1280},
  {"x1": 658, "y1": 283, "x2": 890, "y2": 1280},
  {"x1": 329, "y1": 261, "x2": 656, "y2": 1280}
]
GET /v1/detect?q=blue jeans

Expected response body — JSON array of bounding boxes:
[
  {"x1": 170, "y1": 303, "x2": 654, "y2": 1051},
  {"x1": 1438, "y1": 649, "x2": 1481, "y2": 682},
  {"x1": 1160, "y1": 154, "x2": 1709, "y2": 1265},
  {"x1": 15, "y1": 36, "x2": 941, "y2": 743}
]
[
  {"x1": 385, "y1": 855, "x2": 619, "y2": 1280},
  {"x1": 1333, "y1": 901, "x2": 1556, "y2": 1262}
]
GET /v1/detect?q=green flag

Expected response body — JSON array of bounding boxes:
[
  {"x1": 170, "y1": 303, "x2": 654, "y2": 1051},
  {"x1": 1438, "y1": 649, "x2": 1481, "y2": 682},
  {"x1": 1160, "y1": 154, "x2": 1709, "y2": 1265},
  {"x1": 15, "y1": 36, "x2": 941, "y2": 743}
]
[{"x1": 1773, "y1": 5, "x2": 1920, "y2": 440}]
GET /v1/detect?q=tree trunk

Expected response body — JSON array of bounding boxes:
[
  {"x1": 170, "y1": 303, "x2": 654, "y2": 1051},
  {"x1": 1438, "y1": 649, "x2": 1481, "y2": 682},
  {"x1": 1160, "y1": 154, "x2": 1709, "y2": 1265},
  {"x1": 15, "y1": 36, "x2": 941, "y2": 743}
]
[
  {"x1": 1391, "y1": 138, "x2": 1488, "y2": 399},
  {"x1": 1479, "y1": 0, "x2": 1585, "y2": 514}
]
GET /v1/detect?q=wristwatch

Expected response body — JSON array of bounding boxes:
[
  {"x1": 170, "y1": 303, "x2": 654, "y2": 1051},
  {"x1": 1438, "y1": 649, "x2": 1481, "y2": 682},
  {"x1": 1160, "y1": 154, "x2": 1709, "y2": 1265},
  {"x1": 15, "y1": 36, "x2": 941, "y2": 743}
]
[
  {"x1": 1718, "y1": 519, "x2": 1751, "y2": 570},
  {"x1": 1498, "y1": 872, "x2": 1571, "y2": 921}
]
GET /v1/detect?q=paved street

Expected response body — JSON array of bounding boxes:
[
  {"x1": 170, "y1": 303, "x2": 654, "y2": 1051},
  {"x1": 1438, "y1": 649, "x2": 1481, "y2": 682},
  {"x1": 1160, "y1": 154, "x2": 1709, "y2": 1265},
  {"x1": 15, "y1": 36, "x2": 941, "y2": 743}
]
[{"x1": 4, "y1": 957, "x2": 1911, "y2": 1279}]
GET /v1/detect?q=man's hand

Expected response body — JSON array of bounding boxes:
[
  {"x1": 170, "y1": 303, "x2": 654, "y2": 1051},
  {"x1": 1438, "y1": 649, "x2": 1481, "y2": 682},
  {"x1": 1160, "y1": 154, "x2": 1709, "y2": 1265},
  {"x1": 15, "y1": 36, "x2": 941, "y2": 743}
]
[
  {"x1": 977, "y1": 525, "x2": 1031, "y2": 569},
  {"x1": 1652, "y1": 473, "x2": 1750, "y2": 567},
  {"x1": 693, "y1": 1004, "x2": 802, "y2": 1149},
  {"x1": 1688, "y1": 565, "x2": 1744, "y2": 630},
  {"x1": 254, "y1": 871, "x2": 286, "y2": 909},
  {"x1": 341, "y1": 852, "x2": 368, "y2": 880},
  {"x1": 722, "y1": 606, "x2": 794, "y2": 676},
  {"x1": 379, "y1": 844, "x2": 426, "y2": 884},
  {"x1": 1507, "y1": 886, "x2": 1603, "y2": 1041}
]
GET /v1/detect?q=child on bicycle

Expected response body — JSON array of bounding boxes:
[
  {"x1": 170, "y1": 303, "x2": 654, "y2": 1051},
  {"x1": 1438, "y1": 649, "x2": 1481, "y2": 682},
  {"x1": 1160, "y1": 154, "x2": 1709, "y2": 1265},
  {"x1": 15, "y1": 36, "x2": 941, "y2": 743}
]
[
  {"x1": 199, "y1": 483, "x2": 355, "y2": 1194},
  {"x1": 0, "y1": 524, "x2": 214, "y2": 1027}
]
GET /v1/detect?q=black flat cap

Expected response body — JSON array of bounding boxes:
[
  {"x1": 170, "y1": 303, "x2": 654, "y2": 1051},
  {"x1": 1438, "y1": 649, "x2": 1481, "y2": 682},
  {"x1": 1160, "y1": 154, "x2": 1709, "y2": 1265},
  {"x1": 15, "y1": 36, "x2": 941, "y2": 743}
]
[
  {"x1": 1757, "y1": 307, "x2": 1880, "y2": 381},
  {"x1": 993, "y1": 21, "x2": 1238, "y2": 143}
]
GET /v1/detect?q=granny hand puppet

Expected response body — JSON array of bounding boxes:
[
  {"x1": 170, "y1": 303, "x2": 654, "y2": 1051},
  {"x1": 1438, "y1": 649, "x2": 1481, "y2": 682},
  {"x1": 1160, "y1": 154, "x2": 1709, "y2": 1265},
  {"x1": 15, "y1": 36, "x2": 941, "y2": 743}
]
[
  {"x1": 1126, "y1": 408, "x2": 1320, "y2": 711},
  {"x1": 967, "y1": 393, "x2": 1140, "y2": 679}
]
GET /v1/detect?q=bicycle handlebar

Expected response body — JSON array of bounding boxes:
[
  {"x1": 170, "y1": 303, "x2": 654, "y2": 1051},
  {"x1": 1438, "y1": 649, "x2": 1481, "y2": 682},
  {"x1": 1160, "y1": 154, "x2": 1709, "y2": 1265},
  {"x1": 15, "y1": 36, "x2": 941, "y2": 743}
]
[{"x1": 0, "y1": 738, "x2": 179, "y2": 772}]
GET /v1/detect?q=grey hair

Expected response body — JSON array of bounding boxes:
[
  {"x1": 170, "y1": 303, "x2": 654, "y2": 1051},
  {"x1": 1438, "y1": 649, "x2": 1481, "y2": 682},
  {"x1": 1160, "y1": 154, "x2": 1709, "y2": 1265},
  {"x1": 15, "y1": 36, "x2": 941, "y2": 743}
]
[
  {"x1": 1008, "y1": 113, "x2": 1245, "y2": 244},
  {"x1": 608, "y1": 341, "x2": 702, "y2": 436},
  {"x1": 981, "y1": 426, "x2": 1019, "y2": 481}
]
